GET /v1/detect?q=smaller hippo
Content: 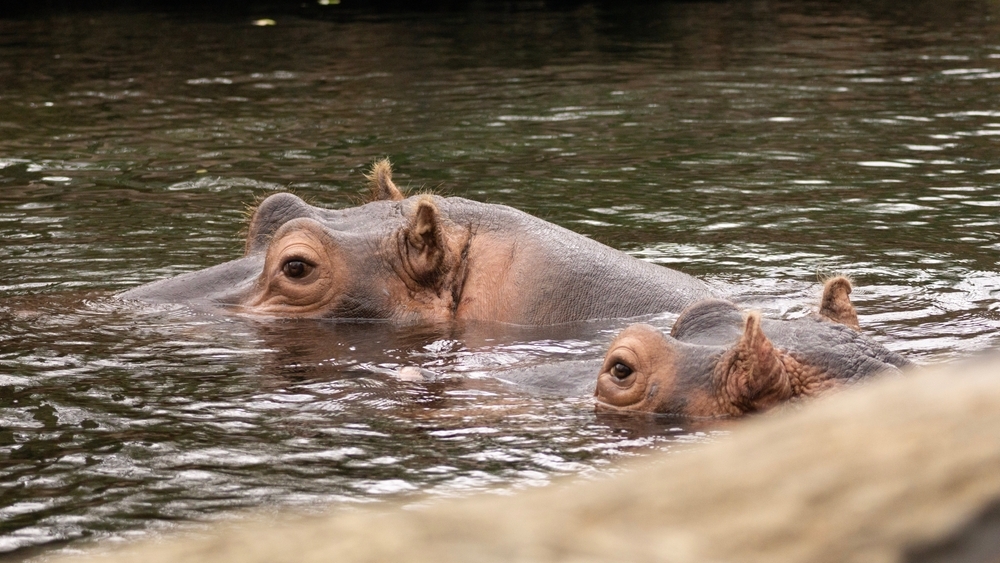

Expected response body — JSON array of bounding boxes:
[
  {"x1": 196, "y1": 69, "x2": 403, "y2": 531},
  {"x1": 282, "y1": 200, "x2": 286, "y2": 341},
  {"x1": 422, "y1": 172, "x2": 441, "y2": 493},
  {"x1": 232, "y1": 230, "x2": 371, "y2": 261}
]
[{"x1": 595, "y1": 277, "x2": 911, "y2": 417}]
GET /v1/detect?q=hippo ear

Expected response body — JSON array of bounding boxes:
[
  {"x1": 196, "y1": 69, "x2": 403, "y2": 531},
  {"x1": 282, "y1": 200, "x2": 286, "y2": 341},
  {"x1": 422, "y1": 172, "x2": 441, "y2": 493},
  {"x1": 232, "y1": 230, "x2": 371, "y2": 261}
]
[
  {"x1": 819, "y1": 276, "x2": 860, "y2": 330},
  {"x1": 722, "y1": 313, "x2": 792, "y2": 413},
  {"x1": 404, "y1": 199, "x2": 447, "y2": 285},
  {"x1": 365, "y1": 158, "x2": 404, "y2": 202}
]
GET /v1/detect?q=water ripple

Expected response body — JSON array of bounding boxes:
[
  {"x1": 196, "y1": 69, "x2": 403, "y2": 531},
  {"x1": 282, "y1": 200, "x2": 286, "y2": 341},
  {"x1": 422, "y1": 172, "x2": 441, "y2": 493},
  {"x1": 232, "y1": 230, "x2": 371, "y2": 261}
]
[{"x1": 3, "y1": 2, "x2": 1000, "y2": 558}]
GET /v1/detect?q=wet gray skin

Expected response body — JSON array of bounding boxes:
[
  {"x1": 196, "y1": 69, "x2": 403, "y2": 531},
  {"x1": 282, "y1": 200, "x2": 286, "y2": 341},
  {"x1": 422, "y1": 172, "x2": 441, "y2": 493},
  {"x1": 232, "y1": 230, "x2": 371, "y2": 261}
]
[
  {"x1": 121, "y1": 191, "x2": 713, "y2": 325},
  {"x1": 597, "y1": 299, "x2": 912, "y2": 416},
  {"x1": 672, "y1": 299, "x2": 912, "y2": 380}
]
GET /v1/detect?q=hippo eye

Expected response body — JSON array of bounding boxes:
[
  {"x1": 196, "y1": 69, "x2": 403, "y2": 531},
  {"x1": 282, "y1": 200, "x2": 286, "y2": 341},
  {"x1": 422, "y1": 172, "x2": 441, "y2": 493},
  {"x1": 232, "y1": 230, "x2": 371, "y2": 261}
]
[
  {"x1": 611, "y1": 362, "x2": 633, "y2": 380},
  {"x1": 282, "y1": 259, "x2": 312, "y2": 279}
]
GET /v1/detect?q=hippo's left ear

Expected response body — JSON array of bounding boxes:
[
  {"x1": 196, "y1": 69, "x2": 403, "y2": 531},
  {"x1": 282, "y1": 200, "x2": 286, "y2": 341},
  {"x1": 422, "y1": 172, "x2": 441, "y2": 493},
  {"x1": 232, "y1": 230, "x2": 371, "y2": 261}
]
[
  {"x1": 819, "y1": 276, "x2": 860, "y2": 330},
  {"x1": 721, "y1": 313, "x2": 793, "y2": 413},
  {"x1": 366, "y1": 158, "x2": 405, "y2": 202},
  {"x1": 403, "y1": 198, "x2": 447, "y2": 286}
]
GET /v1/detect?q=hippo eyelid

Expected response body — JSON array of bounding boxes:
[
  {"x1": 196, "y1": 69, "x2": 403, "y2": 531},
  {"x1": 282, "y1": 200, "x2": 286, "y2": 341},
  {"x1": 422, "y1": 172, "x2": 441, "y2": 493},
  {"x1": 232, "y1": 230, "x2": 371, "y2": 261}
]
[
  {"x1": 608, "y1": 345, "x2": 642, "y2": 370},
  {"x1": 280, "y1": 254, "x2": 317, "y2": 268}
]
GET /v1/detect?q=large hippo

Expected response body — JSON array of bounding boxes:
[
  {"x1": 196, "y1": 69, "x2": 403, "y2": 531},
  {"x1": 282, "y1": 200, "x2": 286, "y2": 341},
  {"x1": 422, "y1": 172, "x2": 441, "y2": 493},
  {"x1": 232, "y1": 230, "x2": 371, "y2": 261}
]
[
  {"x1": 595, "y1": 277, "x2": 911, "y2": 416},
  {"x1": 122, "y1": 160, "x2": 712, "y2": 325}
]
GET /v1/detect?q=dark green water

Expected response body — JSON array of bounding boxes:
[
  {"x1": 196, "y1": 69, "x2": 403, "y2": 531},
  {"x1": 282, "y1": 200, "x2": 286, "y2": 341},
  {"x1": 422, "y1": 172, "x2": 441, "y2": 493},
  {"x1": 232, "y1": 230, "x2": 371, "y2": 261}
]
[{"x1": 2, "y1": 0, "x2": 1000, "y2": 557}]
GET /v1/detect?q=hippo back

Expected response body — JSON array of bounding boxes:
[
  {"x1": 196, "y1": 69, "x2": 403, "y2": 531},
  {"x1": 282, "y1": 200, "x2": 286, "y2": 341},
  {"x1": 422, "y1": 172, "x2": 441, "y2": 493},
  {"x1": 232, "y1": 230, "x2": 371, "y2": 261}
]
[
  {"x1": 671, "y1": 298, "x2": 910, "y2": 384},
  {"x1": 762, "y1": 316, "x2": 911, "y2": 383}
]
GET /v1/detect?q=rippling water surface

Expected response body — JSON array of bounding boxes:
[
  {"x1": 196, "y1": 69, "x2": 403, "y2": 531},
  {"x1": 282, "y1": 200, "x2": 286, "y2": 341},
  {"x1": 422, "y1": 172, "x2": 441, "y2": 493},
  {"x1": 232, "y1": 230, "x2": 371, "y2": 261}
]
[{"x1": 2, "y1": 0, "x2": 1000, "y2": 557}]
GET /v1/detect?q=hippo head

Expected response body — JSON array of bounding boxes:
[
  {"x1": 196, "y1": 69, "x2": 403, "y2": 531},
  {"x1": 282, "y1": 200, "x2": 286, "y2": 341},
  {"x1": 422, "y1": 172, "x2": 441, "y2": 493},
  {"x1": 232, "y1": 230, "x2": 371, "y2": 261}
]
[
  {"x1": 123, "y1": 160, "x2": 473, "y2": 323},
  {"x1": 239, "y1": 196, "x2": 468, "y2": 320},
  {"x1": 594, "y1": 306, "x2": 795, "y2": 417},
  {"x1": 595, "y1": 277, "x2": 909, "y2": 417}
]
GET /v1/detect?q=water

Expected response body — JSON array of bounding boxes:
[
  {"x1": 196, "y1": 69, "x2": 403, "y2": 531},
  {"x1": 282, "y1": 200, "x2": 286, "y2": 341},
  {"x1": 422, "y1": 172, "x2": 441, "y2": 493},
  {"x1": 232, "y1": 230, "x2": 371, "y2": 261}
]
[{"x1": 2, "y1": 0, "x2": 1000, "y2": 557}]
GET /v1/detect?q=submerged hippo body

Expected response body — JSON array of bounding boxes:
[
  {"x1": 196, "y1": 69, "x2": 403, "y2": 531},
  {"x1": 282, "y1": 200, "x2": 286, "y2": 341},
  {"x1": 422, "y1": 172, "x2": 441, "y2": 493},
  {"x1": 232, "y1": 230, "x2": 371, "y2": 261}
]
[
  {"x1": 122, "y1": 161, "x2": 712, "y2": 325},
  {"x1": 595, "y1": 277, "x2": 911, "y2": 416}
]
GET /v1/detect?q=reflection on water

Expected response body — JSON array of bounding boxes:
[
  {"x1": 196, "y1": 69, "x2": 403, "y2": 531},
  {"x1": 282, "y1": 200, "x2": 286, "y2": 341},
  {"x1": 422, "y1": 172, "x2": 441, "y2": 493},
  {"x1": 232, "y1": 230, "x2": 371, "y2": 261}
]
[{"x1": 3, "y1": 0, "x2": 1000, "y2": 557}]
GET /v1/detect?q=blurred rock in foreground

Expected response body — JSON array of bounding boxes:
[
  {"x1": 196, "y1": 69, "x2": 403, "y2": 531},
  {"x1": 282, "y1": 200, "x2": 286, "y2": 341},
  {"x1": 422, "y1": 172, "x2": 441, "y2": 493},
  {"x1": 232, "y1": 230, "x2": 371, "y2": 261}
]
[{"x1": 55, "y1": 357, "x2": 1000, "y2": 563}]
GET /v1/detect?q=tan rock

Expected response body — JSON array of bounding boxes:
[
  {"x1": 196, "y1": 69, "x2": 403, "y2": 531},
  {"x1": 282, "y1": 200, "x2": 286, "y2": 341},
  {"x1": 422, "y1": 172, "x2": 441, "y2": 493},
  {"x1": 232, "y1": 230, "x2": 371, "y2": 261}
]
[{"x1": 56, "y1": 357, "x2": 1000, "y2": 563}]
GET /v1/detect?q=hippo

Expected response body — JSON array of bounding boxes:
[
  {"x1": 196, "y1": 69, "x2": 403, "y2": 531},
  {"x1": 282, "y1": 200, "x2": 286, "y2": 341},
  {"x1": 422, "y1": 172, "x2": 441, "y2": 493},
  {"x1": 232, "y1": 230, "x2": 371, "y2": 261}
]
[
  {"x1": 595, "y1": 277, "x2": 911, "y2": 416},
  {"x1": 122, "y1": 160, "x2": 712, "y2": 325}
]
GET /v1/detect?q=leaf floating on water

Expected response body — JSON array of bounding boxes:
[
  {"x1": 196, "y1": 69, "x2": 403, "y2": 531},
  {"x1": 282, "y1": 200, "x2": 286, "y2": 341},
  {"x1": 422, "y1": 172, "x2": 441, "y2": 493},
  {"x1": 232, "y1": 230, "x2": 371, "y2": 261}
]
[{"x1": 253, "y1": 19, "x2": 276, "y2": 26}]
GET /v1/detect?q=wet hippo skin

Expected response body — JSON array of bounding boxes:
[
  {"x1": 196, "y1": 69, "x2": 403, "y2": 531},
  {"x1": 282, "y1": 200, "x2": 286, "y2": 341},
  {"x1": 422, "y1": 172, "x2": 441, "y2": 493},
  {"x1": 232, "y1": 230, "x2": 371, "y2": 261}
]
[
  {"x1": 595, "y1": 277, "x2": 911, "y2": 416},
  {"x1": 121, "y1": 160, "x2": 712, "y2": 325}
]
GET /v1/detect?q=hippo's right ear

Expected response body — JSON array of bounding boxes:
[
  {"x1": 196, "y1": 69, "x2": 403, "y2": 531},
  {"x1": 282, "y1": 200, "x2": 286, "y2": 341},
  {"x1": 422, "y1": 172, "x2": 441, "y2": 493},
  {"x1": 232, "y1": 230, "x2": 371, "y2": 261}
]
[
  {"x1": 721, "y1": 313, "x2": 793, "y2": 413},
  {"x1": 365, "y1": 158, "x2": 404, "y2": 202},
  {"x1": 403, "y1": 198, "x2": 447, "y2": 286},
  {"x1": 819, "y1": 276, "x2": 860, "y2": 330}
]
